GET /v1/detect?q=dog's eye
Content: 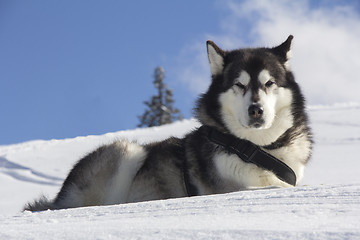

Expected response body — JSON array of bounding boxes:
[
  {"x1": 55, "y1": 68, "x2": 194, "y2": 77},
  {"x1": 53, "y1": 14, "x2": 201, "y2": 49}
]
[
  {"x1": 235, "y1": 83, "x2": 246, "y2": 90},
  {"x1": 265, "y1": 80, "x2": 275, "y2": 88}
]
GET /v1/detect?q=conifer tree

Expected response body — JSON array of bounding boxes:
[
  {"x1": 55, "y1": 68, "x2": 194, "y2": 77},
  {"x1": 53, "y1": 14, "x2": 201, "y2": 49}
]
[{"x1": 138, "y1": 67, "x2": 183, "y2": 127}]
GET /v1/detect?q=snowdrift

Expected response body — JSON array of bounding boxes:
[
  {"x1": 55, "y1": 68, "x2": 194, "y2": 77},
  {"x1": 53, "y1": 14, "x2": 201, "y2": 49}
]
[{"x1": 0, "y1": 104, "x2": 359, "y2": 239}]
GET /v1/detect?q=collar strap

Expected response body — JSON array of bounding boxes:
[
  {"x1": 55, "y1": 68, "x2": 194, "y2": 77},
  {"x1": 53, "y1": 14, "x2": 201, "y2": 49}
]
[
  {"x1": 201, "y1": 126, "x2": 297, "y2": 186},
  {"x1": 182, "y1": 153, "x2": 198, "y2": 197}
]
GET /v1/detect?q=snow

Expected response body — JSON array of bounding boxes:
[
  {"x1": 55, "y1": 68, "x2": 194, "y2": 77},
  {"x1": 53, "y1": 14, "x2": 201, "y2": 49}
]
[{"x1": 0, "y1": 104, "x2": 359, "y2": 239}]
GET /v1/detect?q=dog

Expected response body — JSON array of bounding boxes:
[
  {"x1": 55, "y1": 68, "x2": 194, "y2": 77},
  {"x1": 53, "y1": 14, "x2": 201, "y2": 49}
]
[{"x1": 24, "y1": 35, "x2": 312, "y2": 211}]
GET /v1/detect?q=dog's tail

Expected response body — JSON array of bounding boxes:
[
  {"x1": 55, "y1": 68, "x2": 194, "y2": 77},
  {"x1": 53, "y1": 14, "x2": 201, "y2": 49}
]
[{"x1": 23, "y1": 195, "x2": 56, "y2": 212}]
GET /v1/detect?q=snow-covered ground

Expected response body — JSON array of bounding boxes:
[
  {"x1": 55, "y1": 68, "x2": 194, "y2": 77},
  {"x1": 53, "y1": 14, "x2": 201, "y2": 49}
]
[{"x1": 0, "y1": 104, "x2": 359, "y2": 239}]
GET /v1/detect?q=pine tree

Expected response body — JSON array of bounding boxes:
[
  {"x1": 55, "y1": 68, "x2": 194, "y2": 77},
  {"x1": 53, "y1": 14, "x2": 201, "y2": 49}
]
[{"x1": 138, "y1": 67, "x2": 183, "y2": 127}]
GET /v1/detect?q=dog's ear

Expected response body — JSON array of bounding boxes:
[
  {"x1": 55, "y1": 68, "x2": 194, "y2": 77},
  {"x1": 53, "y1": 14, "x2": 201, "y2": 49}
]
[
  {"x1": 207, "y1": 40, "x2": 225, "y2": 76},
  {"x1": 271, "y1": 35, "x2": 293, "y2": 69}
]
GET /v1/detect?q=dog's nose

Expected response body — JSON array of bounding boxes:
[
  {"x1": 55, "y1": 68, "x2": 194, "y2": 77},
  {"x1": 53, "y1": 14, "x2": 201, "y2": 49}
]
[{"x1": 248, "y1": 104, "x2": 264, "y2": 119}]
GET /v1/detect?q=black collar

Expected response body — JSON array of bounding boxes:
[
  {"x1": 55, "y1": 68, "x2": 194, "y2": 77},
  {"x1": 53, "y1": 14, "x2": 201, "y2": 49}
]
[{"x1": 201, "y1": 126, "x2": 297, "y2": 186}]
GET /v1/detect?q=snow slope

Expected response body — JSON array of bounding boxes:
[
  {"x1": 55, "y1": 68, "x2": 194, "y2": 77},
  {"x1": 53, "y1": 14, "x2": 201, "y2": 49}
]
[
  {"x1": 2, "y1": 184, "x2": 359, "y2": 239},
  {"x1": 0, "y1": 104, "x2": 359, "y2": 239}
]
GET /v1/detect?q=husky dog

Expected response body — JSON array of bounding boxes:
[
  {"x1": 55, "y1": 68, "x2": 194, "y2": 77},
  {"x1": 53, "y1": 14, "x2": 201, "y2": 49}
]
[{"x1": 24, "y1": 35, "x2": 312, "y2": 211}]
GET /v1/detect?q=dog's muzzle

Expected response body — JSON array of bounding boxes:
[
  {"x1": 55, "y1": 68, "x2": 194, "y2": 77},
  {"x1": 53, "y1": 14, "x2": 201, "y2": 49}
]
[{"x1": 248, "y1": 104, "x2": 265, "y2": 128}]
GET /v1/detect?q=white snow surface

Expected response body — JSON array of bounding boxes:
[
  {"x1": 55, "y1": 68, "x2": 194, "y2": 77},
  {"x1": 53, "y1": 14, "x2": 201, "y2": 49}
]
[{"x1": 0, "y1": 104, "x2": 359, "y2": 239}]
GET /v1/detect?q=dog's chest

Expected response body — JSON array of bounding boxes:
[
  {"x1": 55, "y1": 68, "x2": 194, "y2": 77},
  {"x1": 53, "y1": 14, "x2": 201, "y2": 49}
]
[{"x1": 213, "y1": 151, "x2": 291, "y2": 189}]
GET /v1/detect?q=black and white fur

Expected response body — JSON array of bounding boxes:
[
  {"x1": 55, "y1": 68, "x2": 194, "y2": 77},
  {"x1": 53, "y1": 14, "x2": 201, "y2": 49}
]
[{"x1": 24, "y1": 35, "x2": 312, "y2": 211}]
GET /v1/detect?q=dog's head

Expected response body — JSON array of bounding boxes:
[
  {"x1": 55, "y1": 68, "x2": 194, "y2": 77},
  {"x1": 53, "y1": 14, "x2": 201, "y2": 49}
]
[{"x1": 197, "y1": 36, "x2": 300, "y2": 144}]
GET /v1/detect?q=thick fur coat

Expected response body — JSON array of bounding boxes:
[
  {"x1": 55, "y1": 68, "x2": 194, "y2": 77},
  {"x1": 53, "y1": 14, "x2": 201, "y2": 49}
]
[{"x1": 25, "y1": 36, "x2": 312, "y2": 211}]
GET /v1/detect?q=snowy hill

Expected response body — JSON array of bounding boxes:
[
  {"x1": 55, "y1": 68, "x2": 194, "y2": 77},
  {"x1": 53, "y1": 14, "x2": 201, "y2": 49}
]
[{"x1": 0, "y1": 104, "x2": 359, "y2": 239}]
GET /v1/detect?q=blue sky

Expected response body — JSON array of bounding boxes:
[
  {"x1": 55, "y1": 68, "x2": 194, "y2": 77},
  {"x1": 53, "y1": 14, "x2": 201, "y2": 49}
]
[{"x1": 1, "y1": 0, "x2": 360, "y2": 145}]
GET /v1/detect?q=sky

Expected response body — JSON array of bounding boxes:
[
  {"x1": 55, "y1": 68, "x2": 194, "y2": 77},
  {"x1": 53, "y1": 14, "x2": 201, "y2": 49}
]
[{"x1": 1, "y1": 0, "x2": 360, "y2": 145}]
